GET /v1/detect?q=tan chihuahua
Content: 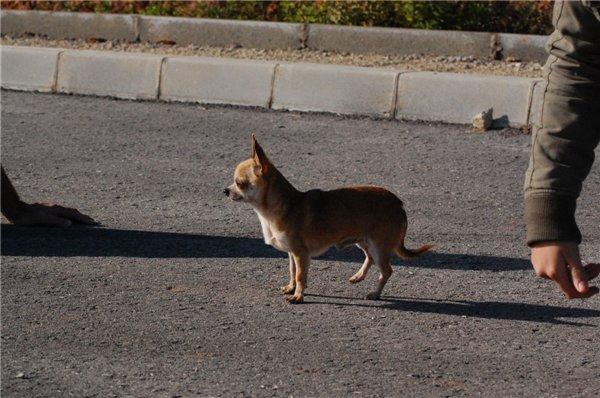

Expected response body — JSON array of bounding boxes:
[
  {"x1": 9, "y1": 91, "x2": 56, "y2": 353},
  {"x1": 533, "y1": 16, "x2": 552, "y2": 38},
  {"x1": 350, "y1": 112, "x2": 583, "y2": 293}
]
[{"x1": 225, "y1": 134, "x2": 431, "y2": 303}]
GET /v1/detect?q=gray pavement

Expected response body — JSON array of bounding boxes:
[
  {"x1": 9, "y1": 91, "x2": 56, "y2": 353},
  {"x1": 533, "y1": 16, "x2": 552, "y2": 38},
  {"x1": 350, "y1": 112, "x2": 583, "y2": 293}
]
[{"x1": 1, "y1": 91, "x2": 599, "y2": 397}]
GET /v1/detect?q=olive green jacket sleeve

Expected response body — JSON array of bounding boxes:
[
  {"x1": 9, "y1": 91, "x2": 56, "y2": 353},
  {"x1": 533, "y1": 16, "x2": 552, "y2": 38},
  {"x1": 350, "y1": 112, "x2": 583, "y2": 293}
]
[{"x1": 524, "y1": 0, "x2": 600, "y2": 246}]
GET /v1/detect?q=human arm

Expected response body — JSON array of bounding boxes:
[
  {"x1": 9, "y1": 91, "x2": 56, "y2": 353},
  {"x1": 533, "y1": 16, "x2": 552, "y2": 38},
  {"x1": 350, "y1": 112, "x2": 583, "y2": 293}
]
[
  {"x1": 1, "y1": 166, "x2": 97, "y2": 227},
  {"x1": 524, "y1": 0, "x2": 600, "y2": 298}
]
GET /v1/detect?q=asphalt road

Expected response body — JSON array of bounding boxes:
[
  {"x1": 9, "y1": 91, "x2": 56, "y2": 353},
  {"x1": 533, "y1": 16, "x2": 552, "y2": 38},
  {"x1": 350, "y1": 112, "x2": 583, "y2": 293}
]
[{"x1": 1, "y1": 91, "x2": 599, "y2": 397}]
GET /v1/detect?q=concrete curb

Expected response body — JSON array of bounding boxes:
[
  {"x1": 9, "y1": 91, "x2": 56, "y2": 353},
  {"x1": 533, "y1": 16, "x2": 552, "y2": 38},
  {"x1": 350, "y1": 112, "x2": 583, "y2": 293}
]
[
  {"x1": 57, "y1": 51, "x2": 164, "y2": 100},
  {"x1": 0, "y1": 10, "x2": 137, "y2": 41},
  {"x1": 497, "y1": 33, "x2": 548, "y2": 63},
  {"x1": 0, "y1": 10, "x2": 548, "y2": 62},
  {"x1": 0, "y1": 46, "x2": 62, "y2": 92},
  {"x1": 0, "y1": 45, "x2": 542, "y2": 128},
  {"x1": 307, "y1": 24, "x2": 491, "y2": 59},
  {"x1": 395, "y1": 72, "x2": 541, "y2": 127},
  {"x1": 272, "y1": 63, "x2": 399, "y2": 117},
  {"x1": 160, "y1": 56, "x2": 276, "y2": 107},
  {"x1": 139, "y1": 16, "x2": 304, "y2": 50}
]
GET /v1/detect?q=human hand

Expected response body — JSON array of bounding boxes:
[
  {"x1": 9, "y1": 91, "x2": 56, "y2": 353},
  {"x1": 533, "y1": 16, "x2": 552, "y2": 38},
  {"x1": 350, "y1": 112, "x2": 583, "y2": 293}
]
[
  {"x1": 9, "y1": 201, "x2": 98, "y2": 227},
  {"x1": 531, "y1": 241, "x2": 600, "y2": 299}
]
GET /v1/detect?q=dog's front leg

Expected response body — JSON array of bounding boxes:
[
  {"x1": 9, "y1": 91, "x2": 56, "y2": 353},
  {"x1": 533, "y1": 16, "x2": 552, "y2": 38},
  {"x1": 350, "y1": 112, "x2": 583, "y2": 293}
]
[
  {"x1": 287, "y1": 252, "x2": 309, "y2": 304},
  {"x1": 280, "y1": 253, "x2": 296, "y2": 294}
]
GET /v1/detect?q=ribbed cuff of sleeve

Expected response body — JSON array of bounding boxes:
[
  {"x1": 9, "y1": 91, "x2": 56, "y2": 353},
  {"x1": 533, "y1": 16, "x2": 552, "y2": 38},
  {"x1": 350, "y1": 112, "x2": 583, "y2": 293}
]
[{"x1": 525, "y1": 192, "x2": 581, "y2": 246}]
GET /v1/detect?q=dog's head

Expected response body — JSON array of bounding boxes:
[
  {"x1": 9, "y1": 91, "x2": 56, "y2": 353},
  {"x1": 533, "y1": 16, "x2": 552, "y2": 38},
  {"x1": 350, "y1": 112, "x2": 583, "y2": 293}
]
[{"x1": 224, "y1": 134, "x2": 272, "y2": 206}]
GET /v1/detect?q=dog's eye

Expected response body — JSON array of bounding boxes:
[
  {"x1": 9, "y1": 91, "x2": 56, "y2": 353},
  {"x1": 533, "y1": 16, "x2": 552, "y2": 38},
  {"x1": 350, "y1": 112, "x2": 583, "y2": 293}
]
[{"x1": 236, "y1": 180, "x2": 248, "y2": 189}]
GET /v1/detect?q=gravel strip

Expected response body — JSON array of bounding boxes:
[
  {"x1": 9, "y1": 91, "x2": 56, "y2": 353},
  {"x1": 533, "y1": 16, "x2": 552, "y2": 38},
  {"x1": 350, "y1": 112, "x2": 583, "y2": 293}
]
[{"x1": 1, "y1": 35, "x2": 544, "y2": 77}]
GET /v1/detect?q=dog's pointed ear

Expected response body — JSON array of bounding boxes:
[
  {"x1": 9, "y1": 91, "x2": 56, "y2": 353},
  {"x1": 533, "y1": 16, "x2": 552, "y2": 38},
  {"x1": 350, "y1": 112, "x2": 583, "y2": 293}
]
[{"x1": 251, "y1": 133, "x2": 270, "y2": 173}]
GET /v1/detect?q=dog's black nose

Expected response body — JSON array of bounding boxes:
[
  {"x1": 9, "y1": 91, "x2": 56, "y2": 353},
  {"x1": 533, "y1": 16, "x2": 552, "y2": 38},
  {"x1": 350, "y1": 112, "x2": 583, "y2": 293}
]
[{"x1": 223, "y1": 188, "x2": 230, "y2": 197}]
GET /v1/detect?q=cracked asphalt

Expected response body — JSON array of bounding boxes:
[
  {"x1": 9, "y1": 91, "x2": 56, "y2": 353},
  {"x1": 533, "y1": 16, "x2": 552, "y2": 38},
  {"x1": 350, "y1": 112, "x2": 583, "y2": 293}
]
[{"x1": 1, "y1": 91, "x2": 599, "y2": 397}]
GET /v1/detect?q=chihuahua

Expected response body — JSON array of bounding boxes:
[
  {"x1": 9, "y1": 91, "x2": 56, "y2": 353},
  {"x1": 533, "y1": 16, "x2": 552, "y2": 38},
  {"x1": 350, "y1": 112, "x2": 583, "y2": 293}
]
[{"x1": 225, "y1": 134, "x2": 431, "y2": 303}]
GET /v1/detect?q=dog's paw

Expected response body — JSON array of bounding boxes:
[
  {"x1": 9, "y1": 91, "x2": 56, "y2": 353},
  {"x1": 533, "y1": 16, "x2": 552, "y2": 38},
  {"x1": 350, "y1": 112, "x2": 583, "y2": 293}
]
[
  {"x1": 280, "y1": 284, "x2": 295, "y2": 294},
  {"x1": 365, "y1": 292, "x2": 381, "y2": 300},
  {"x1": 349, "y1": 274, "x2": 365, "y2": 284},
  {"x1": 286, "y1": 294, "x2": 304, "y2": 304}
]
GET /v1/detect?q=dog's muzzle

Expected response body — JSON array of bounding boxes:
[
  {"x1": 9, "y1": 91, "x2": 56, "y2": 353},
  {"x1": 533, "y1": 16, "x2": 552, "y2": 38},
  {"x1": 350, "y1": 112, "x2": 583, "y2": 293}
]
[{"x1": 223, "y1": 188, "x2": 230, "y2": 197}]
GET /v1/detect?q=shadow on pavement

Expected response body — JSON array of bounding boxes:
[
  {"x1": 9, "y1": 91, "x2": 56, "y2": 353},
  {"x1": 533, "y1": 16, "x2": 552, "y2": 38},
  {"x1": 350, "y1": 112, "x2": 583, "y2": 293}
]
[
  {"x1": 306, "y1": 294, "x2": 600, "y2": 326},
  {"x1": 1, "y1": 224, "x2": 530, "y2": 271}
]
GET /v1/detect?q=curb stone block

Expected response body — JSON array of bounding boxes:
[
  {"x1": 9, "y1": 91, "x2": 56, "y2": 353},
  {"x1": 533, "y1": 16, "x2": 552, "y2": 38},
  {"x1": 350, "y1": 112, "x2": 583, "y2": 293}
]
[
  {"x1": 57, "y1": 51, "x2": 163, "y2": 100},
  {"x1": 160, "y1": 57, "x2": 276, "y2": 107},
  {"x1": 139, "y1": 16, "x2": 302, "y2": 50},
  {"x1": 0, "y1": 46, "x2": 62, "y2": 92},
  {"x1": 0, "y1": 10, "x2": 137, "y2": 41},
  {"x1": 272, "y1": 63, "x2": 399, "y2": 117},
  {"x1": 498, "y1": 33, "x2": 547, "y2": 62},
  {"x1": 396, "y1": 72, "x2": 536, "y2": 127},
  {"x1": 307, "y1": 24, "x2": 492, "y2": 58}
]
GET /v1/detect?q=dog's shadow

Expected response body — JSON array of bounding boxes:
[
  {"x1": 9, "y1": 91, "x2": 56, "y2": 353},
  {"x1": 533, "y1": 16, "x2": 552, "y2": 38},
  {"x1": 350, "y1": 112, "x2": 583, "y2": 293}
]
[
  {"x1": 3, "y1": 224, "x2": 598, "y2": 326},
  {"x1": 0, "y1": 224, "x2": 529, "y2": 271}
]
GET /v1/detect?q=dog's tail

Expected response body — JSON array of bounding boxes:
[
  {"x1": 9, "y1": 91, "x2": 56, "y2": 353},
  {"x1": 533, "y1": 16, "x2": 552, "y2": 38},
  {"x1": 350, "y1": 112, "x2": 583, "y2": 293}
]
[{"x1": 396, "y1": 243, "x2": 433, "y2": 259}]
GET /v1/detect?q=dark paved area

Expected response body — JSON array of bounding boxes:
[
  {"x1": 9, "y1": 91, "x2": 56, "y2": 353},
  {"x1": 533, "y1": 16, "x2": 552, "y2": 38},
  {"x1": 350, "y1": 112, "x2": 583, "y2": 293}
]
[{"x1": 1, "y1": 91, "x2": 599, "y2": 397}]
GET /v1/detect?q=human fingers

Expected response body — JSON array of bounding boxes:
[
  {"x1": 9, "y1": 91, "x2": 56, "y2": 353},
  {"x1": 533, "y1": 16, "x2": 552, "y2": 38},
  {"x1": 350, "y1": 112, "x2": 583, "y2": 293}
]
[
  {"x1": 552, "y1": 270, "x2": 598, "y2": 299},
  {"x1": 561, "y1": 246, "x2": 589, "y2": 294},
  {"x1": 54, "y1": 206, "x2": 97, "y2": 225},
  {"x1": 35, "y1": 203, "x2": 98, "y2": 225},
  {"x1": 549, "y1": 262, "x2": 588, "y2": 299},
  {"x1": 14, "y1": 210, "x2": 72, "y2": 227}
]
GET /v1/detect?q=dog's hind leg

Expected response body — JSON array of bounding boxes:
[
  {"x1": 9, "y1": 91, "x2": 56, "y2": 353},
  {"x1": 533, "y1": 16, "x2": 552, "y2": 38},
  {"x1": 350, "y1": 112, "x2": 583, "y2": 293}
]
[
  {"x1": 280, "y1": 253, "x2": 296, "y2": 294},
  {"x1": 366, "y1": 249, "x2": 393, "y2": 300},
  {"x1": 349, "y1": 242, "x2": 373, "y2": 284}
]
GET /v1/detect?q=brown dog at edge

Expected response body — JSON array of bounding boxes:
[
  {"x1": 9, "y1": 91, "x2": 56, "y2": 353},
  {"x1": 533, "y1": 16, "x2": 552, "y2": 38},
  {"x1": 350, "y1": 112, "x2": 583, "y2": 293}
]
[{"x1": 225, "y1": 134, "x2": 432, "y2": 303}]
